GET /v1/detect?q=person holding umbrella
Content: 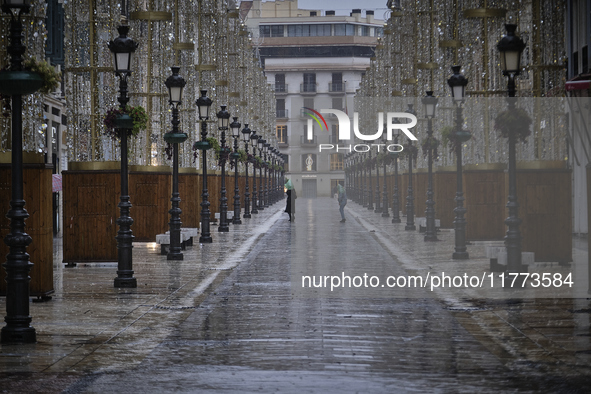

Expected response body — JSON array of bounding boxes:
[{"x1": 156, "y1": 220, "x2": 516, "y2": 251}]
[{"x1": 285, "y1": 178, "x2": 296, "y2": 222}]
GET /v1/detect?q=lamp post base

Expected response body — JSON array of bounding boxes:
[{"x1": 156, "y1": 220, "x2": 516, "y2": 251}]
[
  {"x1": 199, "y1": 236, "x2": 212, "y2": 243},
  {"x1": 167, "y1": 253, "x2": 183, "y2": 261},
  {"x1": 114, "y1": 276, "x2": 137, "y2": 288},
  {"x1": 405, "y1": 224, "x2": 416, "y2": 231},
  {"x1": 452, "y1": 251, "x2": 469, "y2": 260},
  {"x1": 1, "y1": 326, "x2": 36, "y2": 344}
]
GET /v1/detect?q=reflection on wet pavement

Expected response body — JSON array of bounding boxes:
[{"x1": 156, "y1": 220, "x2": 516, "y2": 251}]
[{"x1": 1, "y1": 198, "x2": 591, "y2": 392}]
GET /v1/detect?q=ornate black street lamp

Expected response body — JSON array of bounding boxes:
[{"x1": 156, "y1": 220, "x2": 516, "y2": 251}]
[
  {"x1": 270, "y1": 147, "x2": 275, "y2": 203},
  {"x1": 275, "y1": 150, "x2": 280, "y2": 202},
  {"x1": 270, "y1": 148, "x2": 278, "y2": 203},
  {"x1": 272, "y1": 148, "x2": 277, "y2": 203},
  {"x1": 108, "y1": 24, "x2": 138, "y2": 288},
  {"x1": 498, "y1": 24, "x2": 527, "y2": 273},
  {"x1": 230, "y1": 117, "x2": 242, "y2": 225},
  {"x1": 353, "y1": 155, "x2": 359, "y2": 203},
  {"x1": 422, "y1": 91, "x2": 439, "y2": 241},
  {"x1": 360, "y1": 154, "x2": 365, "y2": 206},
  {"x1": 257, "y1": 135, "x2": 267, "y2": 211},
  {"x1": 448, "y1": 65, "x2": 471, "y2": 259},
  {"x1": 277, "y1": 150, "x2": 282, "y2": 201},
  {"x1": 216, "y1": 106, "x2": 230, "y2": 232},
  {"x1": 367, "y1": 149, "x2": 374, "y2": 210},
  {"x1": 381, "y1": 135, "x2": 390, "y2": 217},
  {"x1": 0, "y1": 0, "x2": 39, "y2": 343},
  {"x1": 267, "y1": 145, "x2": 271, "y2": 203},
  {"x1": 374, "y1": 147, "x2": 382, "y2": 213},
  {"x1": 354, "y1": 153, "x2": 360, "y2": 203},
  {"x1": 195, "y1": 90, "x2": 213, "y2": 243},
  {"x1": 164, "y1": 66, "x2": 187, "y2": 260},
  {"x1": 350, "y1": 153, "x2": 355, "y2": 203},
  {"x1": 241, "y1": 124, "x2": 252, "y2": 218},
  {"x1": 391, "y1": 129, "x2": 401, "y2": 223},
  {"x1": 348, "y1": 154, "x2": 354, "y2": 202},
  {"x1": 276, "y1": 149, "x2": 282, "y2": 202},
  {"x1": 250, "y1": 131, "x2": 259, "y2": 214},
  {"x1": 405, "y1": 104, "x2": 417, "y2": 231},
  {"x1": 360, "y1": 154, "x2": 366, "y2": 206},
  {"x1": 271, "y1": 151, "x2": 275, "y2": 201},
  {"x1": 349, "y1": 153, "x2": 359, "y2": 203},
  {"x1": 263, "y1": 142, "x2": 270, "y2": 207},
  {"x1": 261, "y1": 142, "x2": 267, "y2": 207}
]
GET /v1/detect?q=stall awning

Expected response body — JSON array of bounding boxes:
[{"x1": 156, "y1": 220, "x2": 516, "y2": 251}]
[{"x1": 565, "y1": 79, "x2": 590, "y2": 91}]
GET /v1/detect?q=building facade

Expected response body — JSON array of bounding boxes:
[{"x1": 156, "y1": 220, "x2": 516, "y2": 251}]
[
  {"x1": 566, "y1": 0, "x2": 591, "y2": 234},
  {"x1": 243, "y1": 0, "x2": 383, "y2": 197}
]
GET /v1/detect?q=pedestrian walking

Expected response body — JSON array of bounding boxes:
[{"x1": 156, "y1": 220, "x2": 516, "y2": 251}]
[
  {"x1": 337, "y1": 183, "x2": 347, "y2": 222},
  {"x1": 285, "y1": 178, "x2": 296, "y2": 222}
]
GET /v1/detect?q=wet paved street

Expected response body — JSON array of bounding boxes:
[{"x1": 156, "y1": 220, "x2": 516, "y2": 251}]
[{"x1": 1, "y1": 197, "x2": 591, "y2": 392}]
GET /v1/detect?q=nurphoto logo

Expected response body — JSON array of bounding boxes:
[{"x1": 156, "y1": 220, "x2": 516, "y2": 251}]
[{"x1": 302, "y1": 108, "x2": 418, "y2": 153}]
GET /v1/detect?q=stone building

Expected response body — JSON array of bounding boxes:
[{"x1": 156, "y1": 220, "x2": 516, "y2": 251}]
[{"x1": 242, "y1": 0, "x2": 384, "y2": 197}]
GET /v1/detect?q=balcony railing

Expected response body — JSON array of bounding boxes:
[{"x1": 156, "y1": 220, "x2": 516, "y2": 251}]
[
  {"x1": 275, "y1": 83, "x2": 288, "y2": 94},
  {"x1": 300, "y1": 83, "x2": 317, "y2": 93},
  {"x1": 277, "y1": 135, "x2": 289, "y2": 148},
  {"x1": 328, "y1": 82, "x2": 346, "y2": 93},
  {"x1": 276, "y1": 109, "x2": 289, "y2": 118}
]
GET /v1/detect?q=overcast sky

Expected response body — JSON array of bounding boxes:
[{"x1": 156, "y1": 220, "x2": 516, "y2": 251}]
[{"x1": 280, "y1": 0, "x2": 390, "y2": 18}]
